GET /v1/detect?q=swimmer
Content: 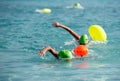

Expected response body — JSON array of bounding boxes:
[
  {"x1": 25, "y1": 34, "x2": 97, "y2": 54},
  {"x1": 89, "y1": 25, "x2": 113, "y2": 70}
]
[
  {"x1": 52, "y1": 22, "x2": 89, "y2": 45},
  {"x1": 38, "y1": 45, "x2": 88, "y2": 60},
  {"x1": 74, "y1": 3, "x2": 84, "y2": 9}
]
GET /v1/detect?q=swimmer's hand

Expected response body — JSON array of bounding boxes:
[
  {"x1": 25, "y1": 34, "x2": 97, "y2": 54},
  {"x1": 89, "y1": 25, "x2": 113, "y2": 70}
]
[
  {"x1": 38, "y1": 46, "x2": 51, "y2": 56},
  {"x1": 52, "y1": 22, "x2": 62, "y2": 27},
  {"x1": 38, "y1": 50, "x2": 46, "y2": 56}
]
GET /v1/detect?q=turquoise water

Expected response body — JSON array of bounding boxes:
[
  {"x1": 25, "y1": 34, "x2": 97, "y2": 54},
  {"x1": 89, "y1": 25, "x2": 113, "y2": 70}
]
[{"x1": 0, "y1": 0, "x2": 120, "y2": 81}]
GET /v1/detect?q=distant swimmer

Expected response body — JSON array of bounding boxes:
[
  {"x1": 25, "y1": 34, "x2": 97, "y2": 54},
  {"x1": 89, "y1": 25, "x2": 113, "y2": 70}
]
[
  {"x1": 74, "y1": 3, "x2": 84, "y2": 9},
  {"x1": 66, "y1": 3, "x2": 84, "y2": 9}
]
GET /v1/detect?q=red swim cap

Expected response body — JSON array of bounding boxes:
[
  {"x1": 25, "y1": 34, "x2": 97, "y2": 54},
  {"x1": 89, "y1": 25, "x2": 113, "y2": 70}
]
[{"x1": 73, "y1": 45, "x2": 88, "y2": 57}]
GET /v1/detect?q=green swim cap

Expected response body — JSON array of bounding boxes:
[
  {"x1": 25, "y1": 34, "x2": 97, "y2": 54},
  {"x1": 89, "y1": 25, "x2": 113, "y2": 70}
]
[
  {"x1": 79, "y1": 34, "x2": 89, "y2": 45},
  {"x1": 74, "y1": 3, "x2": 80, "y2": 8},
  {"x1": 58, "y1": 50, "x2": 72, "y2": 59}
]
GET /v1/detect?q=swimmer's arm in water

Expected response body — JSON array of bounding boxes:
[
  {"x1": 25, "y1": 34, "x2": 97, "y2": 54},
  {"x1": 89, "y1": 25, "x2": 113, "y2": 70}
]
[
  {"x1": 53, "y1": 22, "x2": 80, "y2": 41},
  {"x1": 38, "y1": 46, "x2": 59, "y2": 59}
]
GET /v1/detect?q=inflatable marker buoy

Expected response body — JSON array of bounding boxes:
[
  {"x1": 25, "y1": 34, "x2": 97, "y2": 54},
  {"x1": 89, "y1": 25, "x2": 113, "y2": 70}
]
[
  {"x1": 42, "y1": 8, "x2": 51, "y2": 14},
  {"x1": 59, "y1": 50, "x2": 72, "y2": 59},
  {"x1": 73, "y1": 45, "x2": 88, "y2": 57},
  {"x1": 35, "y1": 8, "x2": 51, "y2": 14},
  {"x1": 88, "y1": 25, "x2": 107, "y2": 41}
]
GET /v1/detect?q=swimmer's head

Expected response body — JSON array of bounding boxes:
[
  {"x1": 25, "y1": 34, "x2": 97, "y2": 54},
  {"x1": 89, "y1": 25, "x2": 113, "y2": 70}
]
[
  {"x1": 79, "y1": 34, "x2": 89, "y2": 45},
  {"x1": 58, "y1": 50, "x2": 72, "y2": 59},
  {"x1": 74, "y1": 3, "x2": 80, "y2": 8}
]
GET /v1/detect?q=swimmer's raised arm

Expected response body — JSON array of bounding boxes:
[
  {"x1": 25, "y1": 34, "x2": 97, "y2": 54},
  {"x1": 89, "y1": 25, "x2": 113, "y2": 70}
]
[
  {"x1": 52, "y1": 22, "x2": 80, "y2": 41},
  {"x1": 38, "y1": 46, "x2": 59, "y2": 59}
]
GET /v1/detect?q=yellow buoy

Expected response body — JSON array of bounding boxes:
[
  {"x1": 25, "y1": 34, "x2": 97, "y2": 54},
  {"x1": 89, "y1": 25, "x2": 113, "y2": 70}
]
[
  {"x1": 88, "y1": 25, "x2": 107, "y2": 41},
  {"x1": 42, "y1": 8, "x2": 51, "y2": 14}
]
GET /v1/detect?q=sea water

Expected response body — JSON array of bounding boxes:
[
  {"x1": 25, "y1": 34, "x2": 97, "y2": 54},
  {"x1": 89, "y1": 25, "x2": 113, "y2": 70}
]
[{"x1": 0, "y1": 0, "x2": 120, "y2": 81}]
